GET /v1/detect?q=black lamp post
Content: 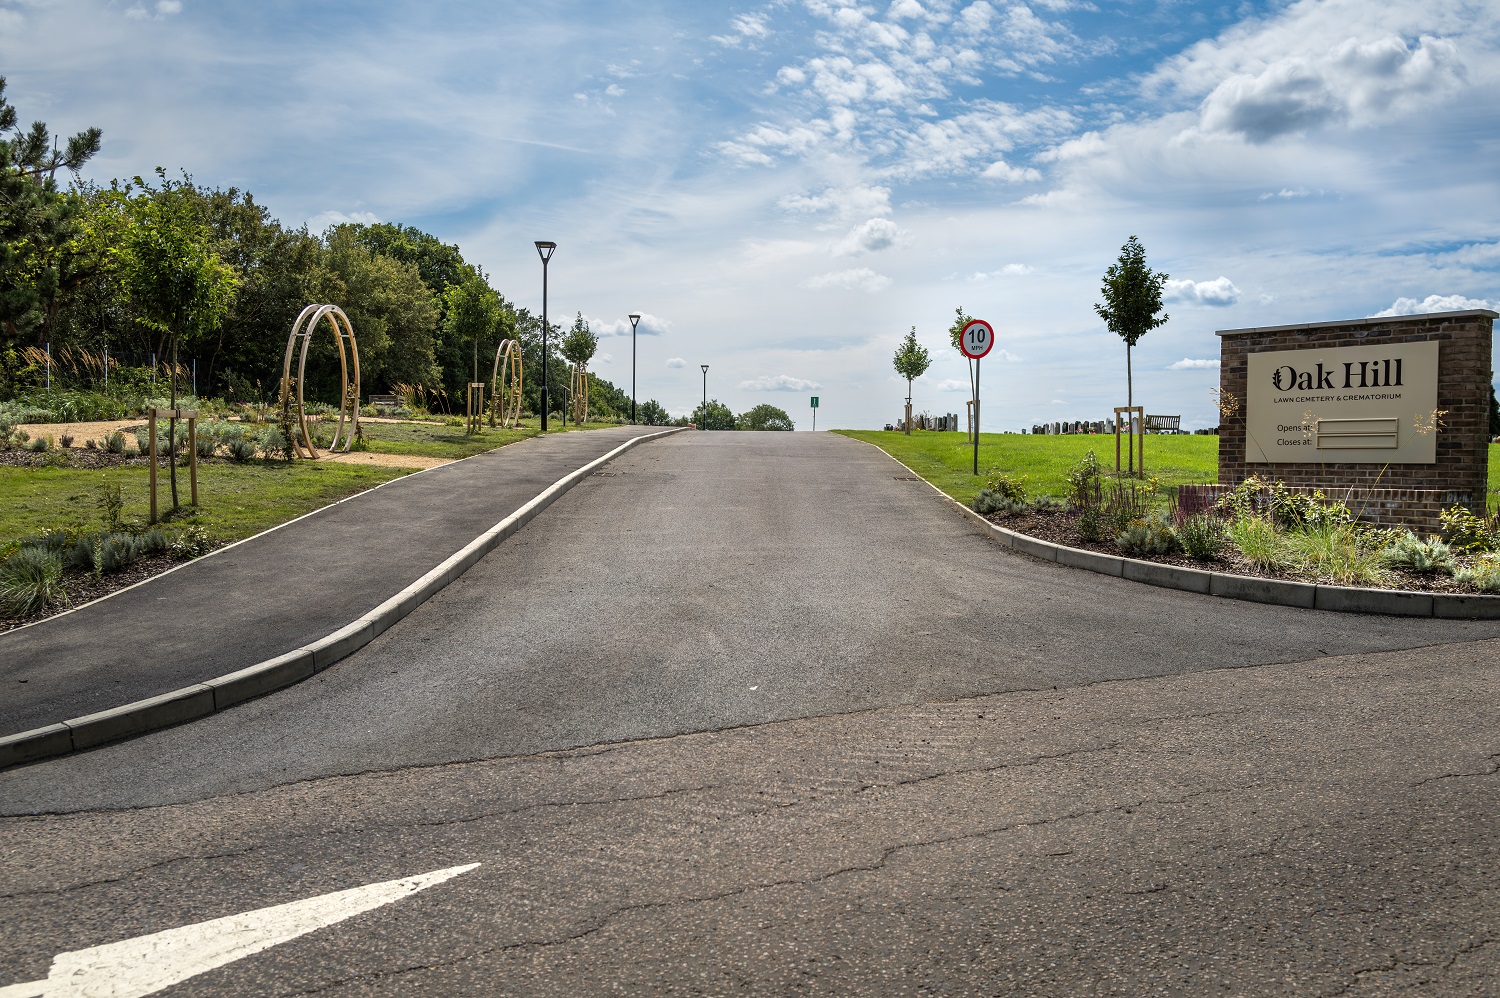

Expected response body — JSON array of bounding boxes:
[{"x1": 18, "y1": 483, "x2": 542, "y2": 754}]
[
  {"x1": 701, "y1": 364, "x2": 709, "y2": 430},
  {"x1": 534, "y1": 241, "x2": 556, "y2": 430},
  {"x1": 628, "y1": 313, "x2": 641, "y2": 424}
]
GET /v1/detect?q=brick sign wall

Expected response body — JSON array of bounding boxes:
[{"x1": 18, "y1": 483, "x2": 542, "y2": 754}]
[{"x1": 1216, "y1": 309, "x2": 1495, "y2": 531}]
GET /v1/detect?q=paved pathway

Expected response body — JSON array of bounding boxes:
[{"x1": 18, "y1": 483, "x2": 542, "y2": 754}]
[
  {"x1": 0, "y1": 426, "x2": 659, "y2": 738},
  {"x1": 1, "y1": 433, "x2": 1495, "y2": 995}
]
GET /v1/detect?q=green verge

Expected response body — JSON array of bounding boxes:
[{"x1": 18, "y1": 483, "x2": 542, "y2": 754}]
[
  {"x1": 360, "y1": 419, "x2": 628, "y2": 459},
  {"x1": 0, "y1": 460, "x2": 416, "y2": 547},
  {"x1": 838, "y1": 430, "x2": 1500, "y2": 513}
]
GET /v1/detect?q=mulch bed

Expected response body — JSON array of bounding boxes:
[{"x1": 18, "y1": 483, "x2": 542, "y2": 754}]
[
  {"x1": 980, "y1": 508, "x2": 1474, "y2": 595},
  {"x1": 0, "y1": 551, "x2": 197, "y2": 635}
]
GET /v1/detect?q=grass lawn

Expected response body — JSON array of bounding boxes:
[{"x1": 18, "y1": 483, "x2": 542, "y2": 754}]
[
  {"x1": 359, "y1": 419, "x2": 630, "y2": 459},
  {"x1": 836, "y1": 430, "x2": 1217, "y2": 506},
  {"x1": 837, "y1": 429, "x2": 1500, "y2": 513},
  {"x1": 0, "y1": 459, "x2": 417, "y2": 547}
]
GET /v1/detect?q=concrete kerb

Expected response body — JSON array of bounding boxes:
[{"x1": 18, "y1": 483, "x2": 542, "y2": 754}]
[
  {"x1": 845, "y1": 435, "x2": 1500, "y2": 621},
  {"x1": 0, "y1": 427, "x2": 688, "y2": 769}
]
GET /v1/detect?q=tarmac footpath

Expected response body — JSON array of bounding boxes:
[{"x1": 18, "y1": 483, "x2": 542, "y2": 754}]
[{"x1": 0, "y1": 426, "x2": 681, "y2": 760}]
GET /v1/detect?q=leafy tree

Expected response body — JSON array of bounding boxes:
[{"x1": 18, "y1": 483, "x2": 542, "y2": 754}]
[
  {"x1": 560, "y1": 311, "x2": 597, "y2": 368},
  {"x1": 323, "y1": 226, "x2": 440, "y2": 395},
  {"x1": 692, "y1": 398, "x2": 736, "y2": 430},
  {"x1": 947, "y1": 305, "x2": 976, "y2": 405},
  {"x1": 1094, "y1": 235, "x2": 1168, "y2": 407},
  {"x1": 1490, "y1": 383, "x2": 1499, "y2": 436},
  {"x1": 738, "y1": 403, "x2": 795, "y2": 431},
  {"x1": 638, "y1": 398, "x2": 668, "y2": 425},
  {"x1": 441, "y1": 273, "x2": 505, "y2": 417},
  {"x1": 0, "y1": 77, "x2": 103, "y2": 343},
  {"x1": 121, "y1": 177, "x2": 238, "y2": 512},
  {"x1": 892, "y1": 325, "x2": 931, "y2": 434}
]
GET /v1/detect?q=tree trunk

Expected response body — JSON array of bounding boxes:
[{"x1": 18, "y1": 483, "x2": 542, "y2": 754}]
[{"x1": 1126, "y1": 342, "x2": 1133, "y2": 408}]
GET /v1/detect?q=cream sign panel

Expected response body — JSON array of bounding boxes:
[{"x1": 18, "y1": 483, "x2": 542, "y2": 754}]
[{"x1": 1245, "y1": 341, "x2": 1440, "y2": 464}]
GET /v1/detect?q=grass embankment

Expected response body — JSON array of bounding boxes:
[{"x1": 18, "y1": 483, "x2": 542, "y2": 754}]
[
  {"x1": 360, "y1": 419, "x2": 623, "y2": 459},
  {"x1": 836, "y1": 430, "x2": 1218, "y2": 506},
  {"x1": 837, "y1": 430, "x2": 1500, "y2": 513},
  {"x1": 0, "y1": 460, "x2": 415, "y2": 547}
]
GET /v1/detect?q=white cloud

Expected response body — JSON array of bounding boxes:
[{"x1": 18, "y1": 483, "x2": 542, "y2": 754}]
[
  {"x1": 936, "y1": 378, "x2": 970, "y2": 391},
  {"x1": 778, "y1": 185, "x2": 892, "y2": 221},
  {"x1": 1165, "y1": 276, "x2": 1241, "y2": 307},
  {"x1": 306, "y1": 209, "x2": 379, "y2": 232},
  {"x1": 1370, "y1": 294, "x2": 1495, "y2": 317},
  {"x1": 740, "y1": 374, "x2": 823, "y2": 392},
  {"x1": 834, "y1": 217, "x2": 904, "y2": 255},
  {"x1": 665, "y1": 357, "x2": 688, "y2": 369},
  {"x1": 604, "y1": 83, "x2": 625, "y2": 97},
  {"x1": 802, "y1": 268, "x2": 892, "y2": 292},
  {"x1": 981, "y1": 159, "x2": 1042, "y2": 182},
  {"x1": 125, "y1": 0, "x2": 182, "y2": 19},
  {"x1": 1168, "y1": 358, "x2": 1222, "y2": 370},
  {"x1": 713, "y1": 12, "x2": 771, "y2": 47},
  {"x1": 967, "y1": 264, "x2": 1031, "y2": 281},
  {"x1": 993, "y1": 348, "x2": 1022, "y2": 362},
  {"x1": 589, "y1": 312, "x2": 670, "y2": 336}
]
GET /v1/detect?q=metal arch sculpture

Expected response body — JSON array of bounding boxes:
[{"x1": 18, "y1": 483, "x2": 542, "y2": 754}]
[
  {"x1": 569, "y1": 362, "x2": 590, "y2": 426},
  {"x1": 279, "y1": 304, "x2": 361, "y2": 459},
  {"x1": 489, "y1": 338, "x2": 524, "y2": 429}
]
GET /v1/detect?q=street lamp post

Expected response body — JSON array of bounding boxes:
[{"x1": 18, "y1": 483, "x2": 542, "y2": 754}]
[
  {"x1": 628, "y1": 313, "x2": 641, "y2": 424},
  {"x1": 534, "y1": 241, "x2": 557, "y2": 431},
  {"x1": 700, "y1": 364, "x2": 709, "y2": 430}
]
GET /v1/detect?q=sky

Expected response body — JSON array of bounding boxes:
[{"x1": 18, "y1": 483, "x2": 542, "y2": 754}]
[{"x1": 2, "y1": 0, "x2": 1497, "y2": 429}]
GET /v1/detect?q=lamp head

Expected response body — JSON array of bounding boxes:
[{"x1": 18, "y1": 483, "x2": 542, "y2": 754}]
[
  {"x1": 701, "y1": 364, "x2": 709, "y2": 373},
  {"x1": 628, "y1": 313, "x2": 641, "y2": 329},
  {"x1": 534, "y1": 241, "x2": 557, "y2": 263}
]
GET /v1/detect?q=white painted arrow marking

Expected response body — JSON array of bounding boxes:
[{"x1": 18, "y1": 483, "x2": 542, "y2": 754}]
[{"x1": 0, "y1": 862, "x2": 479, "y2": 998}]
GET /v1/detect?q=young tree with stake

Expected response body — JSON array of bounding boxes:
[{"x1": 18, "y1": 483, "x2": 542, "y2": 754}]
[
  {"x1": 1094, "y1": 235, "x2": 1168, "y2": 409},
  {"x1": 892, "y1": 325, "x2": 931, "y2": 435}
]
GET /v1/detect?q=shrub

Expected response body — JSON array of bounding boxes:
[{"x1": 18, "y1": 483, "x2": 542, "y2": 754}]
[
  {"x1": 59, "y1": 434, "x2": 74, "y2": 448},
  {"x1": 104, "y1": 430, "x2": 127, "y2": 454},
  {"x1": 1116, "y1": 511, "x2": 1178, "y2": 556},
  {"x1": 1286, "y1": 521, "x2": 1388, "y2": 586},
  {"x1": 1175, "y1": 513, "x2": 1227, "y2": 561},
  {"x1": 1455, "y1": 555, "x2": 1500, "y2": 593},
  {"x1": 984, "y1": 472, "x2": 1029, "y2": 503},
  {"x1": 226, "y1": 436, "x2": 257, "y2": 462},
  {"x1": 1066, "y1": 450, "x2": 1101, "y2": 502},
  {"x1": 1076, "y1": 503, "x2": 1109, "y2": 542},
  {"x1": 23, "y1": 435, "x2": 49, "y2": 453},
  {"x1": 140, "y1": 528, "x2": 169, "y2": 554},
  {"x1": 1439, "y1": 505, "x2": 1499, "y2": 553},
  {"x1": 169, "y1": 525, "x2": 212, "y2": 559},
  {"x1": 65, "y1": 535, "x2": 99, "y2": 573},
  {"x1": 0, "y1": 546, "x2": 67, "y2": 616},
  {"x1": 1216, "y1": 476, "x2": 1352, "y2": 529},
  {"x1": 1029, "y1": 496, "x2": 1067, "y2": 514},
  {"x1": 256, "y1": 426, "x2": 294, "y2": 461},
  {"x1": 1227, "y1": 515, "x2": 1293, "y2": 573},
  {"x1": 97, "y1": 532, "x2": 144, "y2": 573},
  {"x1": 1380, "y1": 532, "x2": 1457, "y2": 575}
]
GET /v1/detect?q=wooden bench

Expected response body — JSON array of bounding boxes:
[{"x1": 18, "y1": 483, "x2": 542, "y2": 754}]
[
  {"x1": 1144, "y1": 414, "x2": 1181, "y2": 434},
  {"x1": 369, "y1": 394, "x2": 400, "y2": 408}
]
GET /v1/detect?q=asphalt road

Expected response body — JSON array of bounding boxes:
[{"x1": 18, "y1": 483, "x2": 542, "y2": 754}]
[{"x1": 2, "y1": 431, "x2": 1496, "y2": 995}]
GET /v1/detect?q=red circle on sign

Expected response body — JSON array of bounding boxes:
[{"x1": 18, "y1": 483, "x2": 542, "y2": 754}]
[{"x1": 960, "y1": 319, "x2": 995, "y2": 360}]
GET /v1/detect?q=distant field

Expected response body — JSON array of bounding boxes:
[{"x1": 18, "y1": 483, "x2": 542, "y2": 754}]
[{"x1": 836, "y1": 430, "x2": 1500, "y2": 512}]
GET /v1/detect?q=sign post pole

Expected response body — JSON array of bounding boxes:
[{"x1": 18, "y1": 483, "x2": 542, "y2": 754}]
[
  {"x1": 959, "y1": 319, "x2": 995, "y2": 478},
  {"x1": 810, "y1": 395, "x2": 819, "y2": 431}
]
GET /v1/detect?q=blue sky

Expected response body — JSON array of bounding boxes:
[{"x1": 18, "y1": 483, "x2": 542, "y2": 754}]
[{"x1": 3, "y1": 0, "x2": 1497, "y2": 429}]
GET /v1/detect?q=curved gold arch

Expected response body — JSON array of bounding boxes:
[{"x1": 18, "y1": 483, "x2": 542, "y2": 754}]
[
  {"x1": 489, "y1": 338, "x2": 524, "y2": 429},
  {"x1": 279, "y1": 304, "x2": 361, "y2": 459}
]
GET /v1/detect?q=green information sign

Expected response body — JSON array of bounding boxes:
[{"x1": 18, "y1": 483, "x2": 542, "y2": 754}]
[{"x1": 810, "y1": 396, "x2": 819, "y2": 408}]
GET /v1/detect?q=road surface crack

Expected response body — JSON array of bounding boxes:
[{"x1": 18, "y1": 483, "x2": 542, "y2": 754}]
[{"x1": 277, "y1": 785, "x2": 1244, "y2": 995}]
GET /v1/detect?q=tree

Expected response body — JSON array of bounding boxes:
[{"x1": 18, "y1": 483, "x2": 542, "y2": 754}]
[
  {"x1": 692, "y1": 398, "x2": 736, "y2": 430},
  {"x1": 738, "y1": 403, "x2": 795, "y2": 431},
  {"x1": 0, "y1": 77, "x2": 103, "y2": 342},
  {"x1": 441, "y1": 274, "x2": 504, "y2": 402},
  {"x1": 1094, "y1": 235, "x2": 1168, "y2": 408},
  {"x1": 947, "y1": 305, "x2": 976, "y2": 414},
  {"x1": 121, "y1": 178, "x2": 238, "y2": 513},
  {"x1": 892, "y1": 325, "x2": 931, "y2": 434},
  {"x1": 638, "y1": 399, "x2": 668, "y2": 425},
  {"x1": 324, "y1": 226, "x2": 440, "y2": 394}
]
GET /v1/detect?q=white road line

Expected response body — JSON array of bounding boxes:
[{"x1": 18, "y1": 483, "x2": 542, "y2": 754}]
[{"x1": 0, "y1": 862, "x2": 479, "y2": 998}]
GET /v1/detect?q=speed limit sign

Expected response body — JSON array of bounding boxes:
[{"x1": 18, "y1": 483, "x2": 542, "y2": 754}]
[{"x1": 960, "y1": 319, "x2": 995, "y2": 360}]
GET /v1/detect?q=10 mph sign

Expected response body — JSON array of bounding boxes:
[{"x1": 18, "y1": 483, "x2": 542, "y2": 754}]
[{"x1": 961, "y1": 319, "x2": 995, "y2": 360}]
